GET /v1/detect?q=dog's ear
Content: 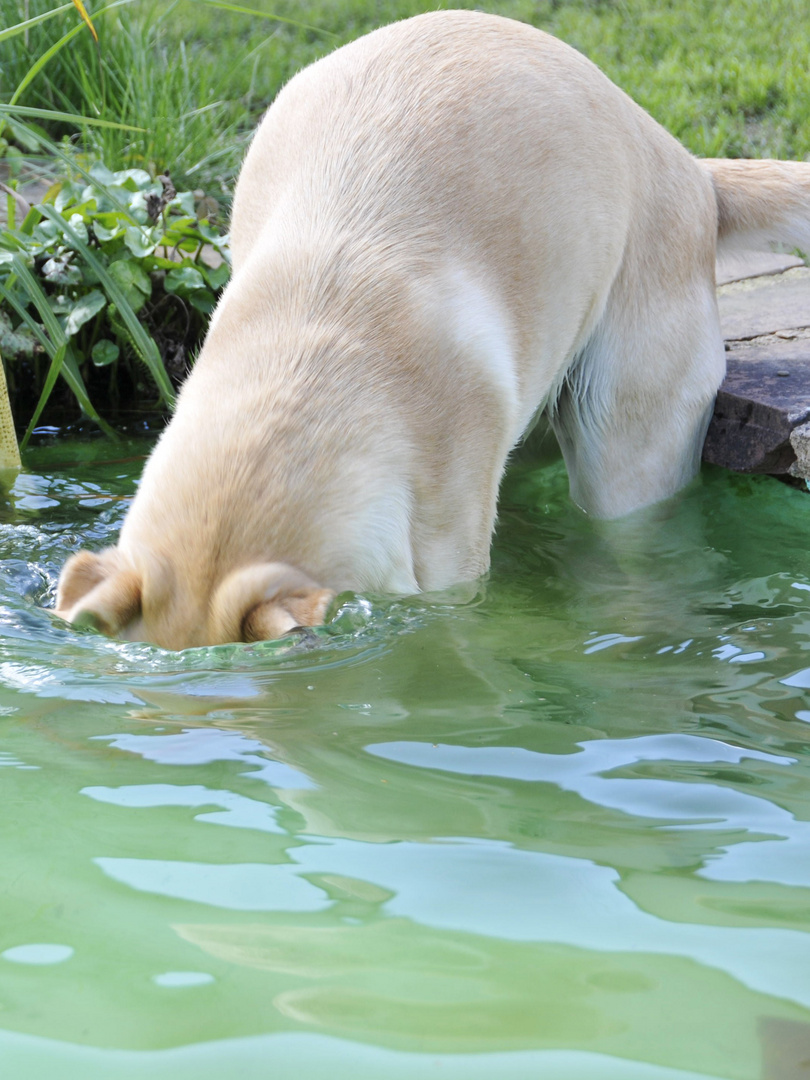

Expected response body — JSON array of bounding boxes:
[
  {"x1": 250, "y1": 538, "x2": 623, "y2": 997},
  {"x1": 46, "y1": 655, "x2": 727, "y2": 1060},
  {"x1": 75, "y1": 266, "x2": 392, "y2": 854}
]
[
  {"x1": 242, "y1": 583, "x2": 334, "y2": 642},
  {"x1": 55, "y1": 548, "x2": 142, "y2": 636},
  {"x1": 210, "y1": 562, "x2": 333, "y2": 643}
]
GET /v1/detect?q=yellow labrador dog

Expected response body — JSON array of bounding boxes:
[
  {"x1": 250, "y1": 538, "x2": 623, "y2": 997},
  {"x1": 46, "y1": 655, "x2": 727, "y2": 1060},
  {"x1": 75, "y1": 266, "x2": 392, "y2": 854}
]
[{"x1": 56, "y1": 10, "x2": 810, "y2": 649}]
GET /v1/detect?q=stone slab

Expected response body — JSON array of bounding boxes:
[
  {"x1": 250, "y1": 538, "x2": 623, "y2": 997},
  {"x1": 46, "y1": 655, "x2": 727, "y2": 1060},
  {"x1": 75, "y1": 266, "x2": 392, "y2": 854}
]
[
  {"x1": 704, "y1": 264, "x2": 810, "y2": 479},
  {"x1": 703, "y1": 340, "x2": 810, "y2": 473},
  {"x1": 717, "y1": 338, "x2": 810, "y2": 422},
  {"x1": 716, "y1": 250, "x2": 804, "y2": 285},
  {"x1": 717, "y1": 268, "x2": 810, "y2": 340}
]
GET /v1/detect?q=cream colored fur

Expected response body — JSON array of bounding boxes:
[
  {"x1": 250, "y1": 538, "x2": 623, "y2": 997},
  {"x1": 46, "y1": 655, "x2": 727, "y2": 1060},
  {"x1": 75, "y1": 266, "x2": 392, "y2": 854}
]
[{"x1": 55, "y1": 11, "x2": 810, "y2": 649}]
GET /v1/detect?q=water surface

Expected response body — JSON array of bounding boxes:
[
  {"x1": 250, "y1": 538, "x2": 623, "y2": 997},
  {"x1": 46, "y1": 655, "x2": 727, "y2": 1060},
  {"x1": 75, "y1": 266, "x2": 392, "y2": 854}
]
[{"x1": 1, "y1": 434, "x2": 810, "y2": 1079}]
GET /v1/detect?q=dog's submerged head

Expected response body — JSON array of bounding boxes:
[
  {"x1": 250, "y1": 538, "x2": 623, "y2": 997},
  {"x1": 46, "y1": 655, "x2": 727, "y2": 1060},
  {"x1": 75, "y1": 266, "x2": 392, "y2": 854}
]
[{"x1": 54, "y1": 547, "x2": 334, "y2": 650}]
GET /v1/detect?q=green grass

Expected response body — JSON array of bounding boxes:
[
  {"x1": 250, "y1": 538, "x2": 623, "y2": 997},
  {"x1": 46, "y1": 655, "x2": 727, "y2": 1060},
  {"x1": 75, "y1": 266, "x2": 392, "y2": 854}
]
[
  {"x1": 3, "y1": 0, "x2": 807, "y2": 196},
  {"x1": 151, "y1": 0, "x2": 810, "y2": 163},
  {"x1": 1, "y1": 0, "x2": 261, "y2": 194},
  {"x1": 543, "y1": 0, "x2": 810, "y2": 159}
]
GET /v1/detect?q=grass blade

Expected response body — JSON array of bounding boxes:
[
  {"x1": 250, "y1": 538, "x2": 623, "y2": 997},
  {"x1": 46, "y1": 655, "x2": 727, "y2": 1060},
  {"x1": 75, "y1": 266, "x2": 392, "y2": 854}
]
[
  {"x1": 0, "y1": 104, "x2": 145, "y2": 133},
  {"x1": 19, "y1": 341, "x2": 67, "y2": 451},
  {"x1": 10, "y1": 24, "x2": 95, "y2": 107},
  {"x1": 0, "y1": 272, "x2": 62, "y2": 355},
  {"x1": 0, "y1": 346, "x2": 21, "y2": 470},
  {"x1": 0, "y1": 4, "x2": 75, "y2": 43},
  {"x1": 9, "y1": 0, "x2": 143, "y2": 108},
  {"x1": 60, "y1": 345, "x2": 117, "y2": 437},
  {"x1": 0, "y1": 272, "x2": 117, "y2": 443},
  {"x1": 193, "y1": 0, "x2": 338, "y2": 38},
  {"x1": 71, "y1": 0, "x2": 99, "y2": 43},
  {"x1": 5, "y1": 251, "x2": 67, "y2": 347}
]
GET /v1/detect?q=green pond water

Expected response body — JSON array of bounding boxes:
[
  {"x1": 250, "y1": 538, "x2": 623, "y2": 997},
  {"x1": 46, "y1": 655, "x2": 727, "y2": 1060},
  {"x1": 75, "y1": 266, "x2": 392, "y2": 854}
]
[{"x1": 2, "y1": 433, "x2": 810, "y2": 1080}]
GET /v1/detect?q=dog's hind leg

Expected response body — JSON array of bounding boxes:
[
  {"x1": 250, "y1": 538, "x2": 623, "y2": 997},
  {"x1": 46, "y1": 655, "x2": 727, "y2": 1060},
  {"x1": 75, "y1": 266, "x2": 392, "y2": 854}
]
[{"x1": 550, "y1": 269, "x2": 726, "y2": 520}]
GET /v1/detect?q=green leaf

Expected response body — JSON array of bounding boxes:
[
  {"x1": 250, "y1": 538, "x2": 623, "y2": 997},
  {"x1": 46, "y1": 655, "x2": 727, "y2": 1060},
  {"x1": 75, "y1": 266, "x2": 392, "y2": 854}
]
[
  {"x1": 89, "y1": 162, "x2": 117, "y2": 187},
  {"x1": 65, "y1": 214, "x2": 90, "y2": 246},
  {"x1": 165, "y1": 266, "x2": 207, "y2": 295},
  {"x1": 93, "y1": 220, "x2": 123, "y2": 244},
  {"x1": 169, "y1": 192, "x2": 197, "y2": 218},
  {"x1": 203, "y1": 262, "x2": 231, "y2": 291},
  {"x1": 115, "y1": 169, "x2": 153, "y2": 190},
  {"x1": 19, "y1": 206, "x2": 42, "y2": 236},
  {"x1": 32, "y1": 219, "x2": 60, "y2": 244},
  {"x1": 54, "y1": 183, "x2": 81, "y2": 213},
  {"x1": 146, "y1": 256, "x2": 177, "y2": 271},
  {"x1": 107, "y1": 259, "x2": 151, "y2": 312},
  {"x1": 91, "y1": 339, "x2": 120, "y2": 367},
  {"x1": 189, "y1": 289, "x2": 216, "y2": 314},
  {"x1": 124, "y1": 225, "x2": 157, "y2": 258},
  {"x1": 148, "y1": 256, "x2": 181, "y2": 270},
  {"x1": 197, "y1": 222, "x2": 230, "y2": 246},
  {"x1": 0, "y1": 311, "x2": 36, "y2": 359},
  {"x1": 163, "y1": 214, "x2": 199, "y2": 238},
  {"x1": 64, "y1": 289, "x2": 106, "y2": 337},
  {"x1": 42, "y1": 252, "x2": 82, "y2": 285},
  {"x1": 48, "y1": 295, "x2": 74, "y2": 315}
]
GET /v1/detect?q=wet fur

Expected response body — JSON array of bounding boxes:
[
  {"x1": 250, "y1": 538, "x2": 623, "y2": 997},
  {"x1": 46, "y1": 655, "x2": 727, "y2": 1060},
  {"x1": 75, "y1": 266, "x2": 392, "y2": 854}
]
[{"x1": 55, "y1": 11, "x2": 810, "y2": 649}]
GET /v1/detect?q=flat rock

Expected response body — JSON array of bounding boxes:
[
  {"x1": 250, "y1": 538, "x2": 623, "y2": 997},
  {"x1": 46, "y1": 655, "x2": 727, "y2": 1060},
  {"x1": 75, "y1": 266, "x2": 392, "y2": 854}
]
[
  {"x1": 716, "y1": 250, "x2": 803, "y2": 285},
  {"x1": 717, "y1": 268, "x2": 810, "y2": 339},
  {"x1": 704, "y1": 264, "x2": 810, "y2": 479},
  {"x1": 703, "y1": 338, "x2": 810, "y2": 473}
]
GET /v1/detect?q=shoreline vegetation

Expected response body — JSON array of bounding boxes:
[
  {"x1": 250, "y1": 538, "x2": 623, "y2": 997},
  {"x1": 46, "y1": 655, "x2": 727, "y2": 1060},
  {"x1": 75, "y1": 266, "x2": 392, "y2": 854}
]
[{"x1": 1, "y1": 0, "x2": 809, "y2": 437}]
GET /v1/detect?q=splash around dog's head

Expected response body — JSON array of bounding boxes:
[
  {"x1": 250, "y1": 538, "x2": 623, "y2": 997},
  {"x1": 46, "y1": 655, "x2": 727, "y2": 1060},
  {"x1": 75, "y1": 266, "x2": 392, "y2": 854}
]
[{"x1": 54, "y1": 547, "x2": 334, "y2": 650}]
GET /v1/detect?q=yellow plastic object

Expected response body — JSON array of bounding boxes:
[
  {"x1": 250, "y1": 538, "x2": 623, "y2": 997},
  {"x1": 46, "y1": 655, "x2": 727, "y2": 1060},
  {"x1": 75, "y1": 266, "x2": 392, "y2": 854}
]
[{"x1": 0, "y1": 352, "x2": 21, "y2": 470}]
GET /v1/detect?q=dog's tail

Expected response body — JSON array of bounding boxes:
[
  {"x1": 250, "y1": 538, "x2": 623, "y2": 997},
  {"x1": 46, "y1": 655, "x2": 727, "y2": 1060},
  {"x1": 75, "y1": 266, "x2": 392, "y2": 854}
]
[{"x1": 702, "y1": 158, "x2": 810, "y2": 256}]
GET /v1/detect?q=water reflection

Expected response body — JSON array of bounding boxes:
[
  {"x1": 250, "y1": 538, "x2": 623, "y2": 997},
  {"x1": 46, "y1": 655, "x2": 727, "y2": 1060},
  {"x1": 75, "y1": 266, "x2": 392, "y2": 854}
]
[
  {"x1": 152, "y1": 971, "x2": 215, "y2": 988},
  {"x1": 90, "y1": 728, "x2": 314, "y2": 788},
  {"x1": 94, "y1": 857, "x2": 331, "y2": 912},
  {"x1": 368, "y1": 736, "x2": 810, "y2": 890},
  {"x1": 84, "y1": 783, "x2": 288, "y2": 833},
  {"x1": 2, "y1": 944, "x2": 74, "y2": 965}
]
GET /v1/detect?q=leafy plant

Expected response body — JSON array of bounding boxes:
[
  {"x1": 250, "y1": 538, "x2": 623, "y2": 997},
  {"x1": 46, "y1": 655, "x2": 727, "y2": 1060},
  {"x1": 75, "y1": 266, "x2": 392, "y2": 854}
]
[{"x1": 0, "y1": 164, "x2": 231, "y2": 445}]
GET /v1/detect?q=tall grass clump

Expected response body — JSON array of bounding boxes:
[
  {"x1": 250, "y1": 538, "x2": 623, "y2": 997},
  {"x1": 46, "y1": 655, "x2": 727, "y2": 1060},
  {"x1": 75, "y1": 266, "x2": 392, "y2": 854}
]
[{"x1": 2, "y1": 0, "x2": 260, "y2": 193}]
